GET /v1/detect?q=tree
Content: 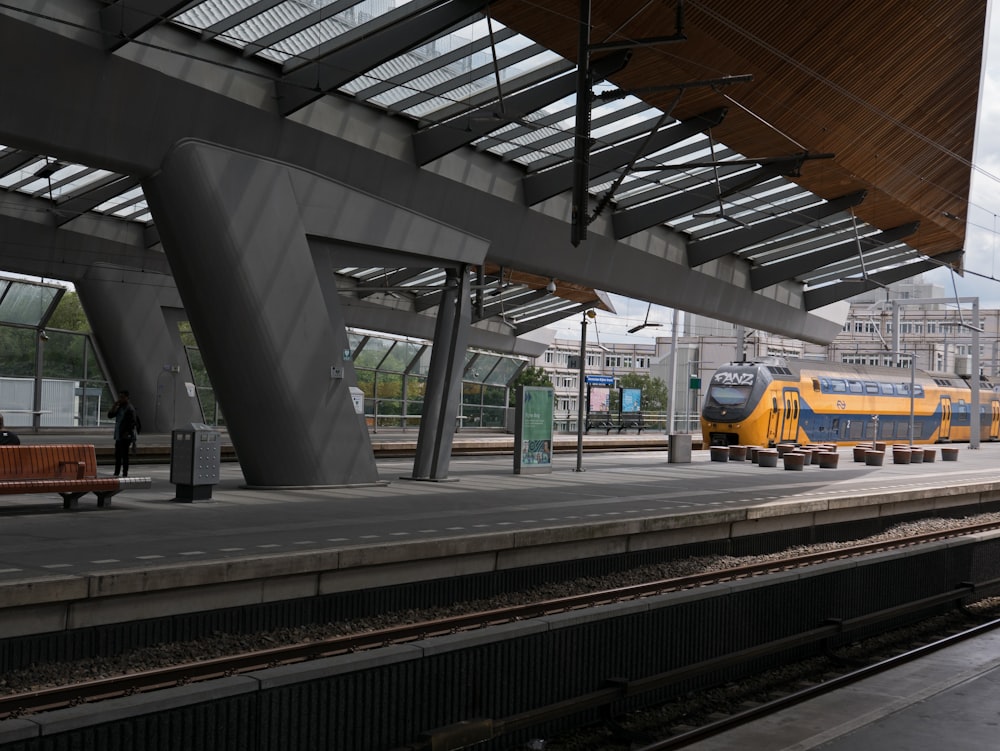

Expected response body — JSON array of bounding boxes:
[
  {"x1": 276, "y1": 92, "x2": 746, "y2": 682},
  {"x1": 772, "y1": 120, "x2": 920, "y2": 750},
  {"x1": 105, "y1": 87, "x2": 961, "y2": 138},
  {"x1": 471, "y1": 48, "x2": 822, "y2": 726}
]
[
  {"x1": 47, "y1": 291, "x2": 90, "y2": 332},
  {"x1": 508, "y1": 365, "x2": 553, "y2": 407},
  {"x1": 617, "y1": 372, "x2": 669, "y2": 412}
]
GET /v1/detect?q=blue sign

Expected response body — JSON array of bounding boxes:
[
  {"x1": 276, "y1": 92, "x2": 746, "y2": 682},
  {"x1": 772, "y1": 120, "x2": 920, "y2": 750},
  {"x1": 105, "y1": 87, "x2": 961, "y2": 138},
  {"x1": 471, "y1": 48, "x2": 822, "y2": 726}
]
[
  {"x1": 585, "y1": 375, "x2": 615, "y2": 385},
  {"x1": 622, "y1": 388, "x2": 641, "y2": 413}
]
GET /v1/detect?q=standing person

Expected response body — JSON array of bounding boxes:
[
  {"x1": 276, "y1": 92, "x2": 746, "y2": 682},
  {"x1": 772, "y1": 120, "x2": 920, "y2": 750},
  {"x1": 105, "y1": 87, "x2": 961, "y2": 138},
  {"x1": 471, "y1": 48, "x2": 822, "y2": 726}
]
[
  {"x1": 107, "y1": 390, "x2": 137, "y2": 477},
  {"x1": 0, "y1": 414, "x2": 20, "y2": 445}
]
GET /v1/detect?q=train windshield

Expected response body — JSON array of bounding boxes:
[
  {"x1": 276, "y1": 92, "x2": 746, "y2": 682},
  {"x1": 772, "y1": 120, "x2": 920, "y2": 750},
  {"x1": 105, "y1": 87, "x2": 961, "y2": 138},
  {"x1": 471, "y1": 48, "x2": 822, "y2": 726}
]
[{"x1": 706, "y1": 384, "x2": 753, "y2": 407}]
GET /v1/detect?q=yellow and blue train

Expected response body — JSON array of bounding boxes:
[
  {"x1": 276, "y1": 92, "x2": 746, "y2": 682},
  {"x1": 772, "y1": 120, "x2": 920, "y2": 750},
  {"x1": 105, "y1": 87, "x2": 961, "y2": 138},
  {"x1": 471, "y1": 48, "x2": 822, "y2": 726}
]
[{"x1": 701, "y1": 358, "x2": 1000, "y2": 447}]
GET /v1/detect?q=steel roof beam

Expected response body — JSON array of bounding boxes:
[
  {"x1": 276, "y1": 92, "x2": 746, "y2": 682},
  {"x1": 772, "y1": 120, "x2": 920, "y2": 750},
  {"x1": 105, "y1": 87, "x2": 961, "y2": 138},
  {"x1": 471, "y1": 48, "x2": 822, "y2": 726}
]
[
  {"x1": 475, "y1": 288, "x2": 549, "y2": 320},
  {"x1": 750, "y1": 221, "x2": 919, "y2": 290},
  {"x1": 353, "y1": 27, "x2": 518, "y2": 101},
  {"x1": 100, "y1": 0, "x2": 190, "y2": 50},
  {"x1": 522, "y1": 108, "x2": 727, "y2": 205},
  {"x1": 412, "y1": 51, "x2": 630, "y2": 166},
  {"x1": 687, "y1": 190, "x2": 867, "y2": 266},
  {"x1": 612, "y1": 163, "x2": 788, "y2": 238},
  {"x1": 277, "y1": 0, "x2": 489, "y2": 116},
  {"x1": 53, "y1": 175, "x2": 142, "y2": 227},
  {"x1": 385, "y1": 42, "x2": 549, "y2": 113},
  {"x1": 355, "y1": 268, "x2": 430, "y2": 298},
  {"x1": 513, "y1": 303, "x2": 592, "y2": 334},
  {"x1": 803, "y1": 250, "x2": 963, "y2": 309}
]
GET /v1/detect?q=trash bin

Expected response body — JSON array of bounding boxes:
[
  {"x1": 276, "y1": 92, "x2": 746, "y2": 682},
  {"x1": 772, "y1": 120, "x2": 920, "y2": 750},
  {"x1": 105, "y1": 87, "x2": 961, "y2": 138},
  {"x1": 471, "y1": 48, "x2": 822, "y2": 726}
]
[
  {"x1": 668, "y1": 433, "x2": 692, "y2": 463},
  {"x1": 170, "y1": 423, "x2": 221, "y2": 501}
]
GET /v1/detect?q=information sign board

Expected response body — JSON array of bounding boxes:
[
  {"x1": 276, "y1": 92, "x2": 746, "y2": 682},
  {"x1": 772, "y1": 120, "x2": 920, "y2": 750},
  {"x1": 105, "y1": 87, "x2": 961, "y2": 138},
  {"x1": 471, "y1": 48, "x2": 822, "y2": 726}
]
[{"x1": 514, "y1": 386, "x2": 554, "y2": 475}]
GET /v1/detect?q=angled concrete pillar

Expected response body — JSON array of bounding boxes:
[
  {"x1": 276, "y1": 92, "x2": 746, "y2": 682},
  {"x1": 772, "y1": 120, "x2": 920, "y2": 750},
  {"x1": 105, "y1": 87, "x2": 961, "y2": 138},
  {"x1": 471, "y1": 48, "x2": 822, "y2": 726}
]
[
  {"x1": 76, "y1": 266, "x2": 202, "y2": 431},
  {"x1": 410, "y1": 265, "x2": 472, "y2": 481},
  {"x1": 143, "y1": 141, "x2": 379, "y2": 487}
]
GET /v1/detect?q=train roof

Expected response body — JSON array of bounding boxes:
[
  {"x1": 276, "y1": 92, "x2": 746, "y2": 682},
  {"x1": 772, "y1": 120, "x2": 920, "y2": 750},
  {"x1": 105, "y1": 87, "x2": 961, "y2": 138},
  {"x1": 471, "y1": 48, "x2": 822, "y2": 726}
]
[{"x1": 721, "y1": 358, "x2": 973, "y2": 385}]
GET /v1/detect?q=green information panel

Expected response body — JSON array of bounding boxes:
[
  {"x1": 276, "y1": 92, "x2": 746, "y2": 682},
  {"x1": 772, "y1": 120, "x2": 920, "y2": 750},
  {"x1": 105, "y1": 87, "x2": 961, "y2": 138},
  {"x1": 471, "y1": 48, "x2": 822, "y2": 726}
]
[{"x1": 514, "y1": 386, "x2": 554, "y2": 475}]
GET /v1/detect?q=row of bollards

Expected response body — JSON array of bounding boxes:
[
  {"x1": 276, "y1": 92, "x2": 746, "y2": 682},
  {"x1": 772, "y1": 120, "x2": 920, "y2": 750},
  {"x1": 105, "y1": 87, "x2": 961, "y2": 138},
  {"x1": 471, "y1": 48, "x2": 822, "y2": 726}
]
[
  {"x1": 709, "y1": 443, "x2": 840, "y2": 470},
  {"x1": 709, "y1": 441, "x2": 959, "y2": 471}
]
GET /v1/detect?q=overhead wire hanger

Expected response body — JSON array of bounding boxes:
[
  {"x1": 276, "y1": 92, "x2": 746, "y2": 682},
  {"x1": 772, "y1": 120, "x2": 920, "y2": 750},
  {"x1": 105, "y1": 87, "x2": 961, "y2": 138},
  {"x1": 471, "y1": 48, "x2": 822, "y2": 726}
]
[{"x1": 628, "y1": 302, "x2": 664, "y2": 333}]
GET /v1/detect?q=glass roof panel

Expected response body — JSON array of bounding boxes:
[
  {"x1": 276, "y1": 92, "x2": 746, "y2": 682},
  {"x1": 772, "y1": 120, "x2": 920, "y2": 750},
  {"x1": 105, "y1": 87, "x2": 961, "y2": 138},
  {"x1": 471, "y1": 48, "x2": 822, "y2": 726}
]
[
  {"x1": 0, "y1": 278, "x2": 60, "y2": 326},
  {"x1": 400, "y1": 49, "x2": 562, "y2": 120}
]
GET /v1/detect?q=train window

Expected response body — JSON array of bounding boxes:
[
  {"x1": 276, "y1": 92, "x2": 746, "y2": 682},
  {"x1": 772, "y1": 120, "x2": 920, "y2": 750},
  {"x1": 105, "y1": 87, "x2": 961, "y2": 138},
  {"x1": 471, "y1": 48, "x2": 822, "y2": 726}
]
[
  {"x1": 819, "y1": 378, "x2": 830, "y2": 391},
  {"x1": 847, "y1": 380, "x2": 863, "y2": 393},
  {"x1": 880, "y1": 382, "x2": 894, "y2": 395},
  {"x1": 705, "y1": 384, "x2": 753, "y2": 407},
  {"x1": 913, "y1": 385, "x2": 924, "y2": 398},
  {"x1": 896, "y1": 383, "x2": 910, "y2": 395},
  {"x1": 830, "y1": 379, "x2": 847, "y2": 393},
  {"x1": 812, "y1": 378, "x2": 821, "y2": 391},
  {"x1": 864, "y1": 382, "x2": 879, "y2": 394}
]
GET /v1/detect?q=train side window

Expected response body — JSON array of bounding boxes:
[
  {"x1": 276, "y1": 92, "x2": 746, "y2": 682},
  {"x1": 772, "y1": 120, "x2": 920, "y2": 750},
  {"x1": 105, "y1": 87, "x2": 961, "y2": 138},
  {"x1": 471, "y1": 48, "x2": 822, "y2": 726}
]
[
  {"x1": 913, "y1": 384, "x2": 924, "y2": 398},
  {"x1": 880, "y1": 382, "x2": 894, "y2": 395},
  {"x1": 819, "y1": 377, "x2": 830, "y2": 392},
  {"x1": 830, "y1": 379, "x2": 847, "y2": 393},
  {"x1": 812, "y1": 378, "x2": 821, "y2": 391},
  {"x1": 864, "y1": 382, "x2": 879, "y2": 394},
  {"x1": 847, "y1": 380, "x2": 863, "y2": 393}
]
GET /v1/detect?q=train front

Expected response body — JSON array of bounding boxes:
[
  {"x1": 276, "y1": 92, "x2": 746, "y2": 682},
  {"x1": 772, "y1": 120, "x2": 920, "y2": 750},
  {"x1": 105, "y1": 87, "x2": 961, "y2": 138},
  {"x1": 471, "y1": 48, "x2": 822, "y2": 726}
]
[{"x1": 700, "y1": 363, "x2": 774, "y2": 446}]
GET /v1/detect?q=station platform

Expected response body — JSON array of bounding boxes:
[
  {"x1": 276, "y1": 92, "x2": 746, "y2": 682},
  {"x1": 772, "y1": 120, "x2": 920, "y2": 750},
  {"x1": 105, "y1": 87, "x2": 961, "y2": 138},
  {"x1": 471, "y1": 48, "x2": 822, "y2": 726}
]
[
  {"x1": 0, "y1": 434, "x2": 998, "y2": 585},
  {"x1": 695, "y1": 627, "x2": 1000, "y2": 751},
  {"x1": 2, "y1": 434, "x2": 1000, "y2": 750}
]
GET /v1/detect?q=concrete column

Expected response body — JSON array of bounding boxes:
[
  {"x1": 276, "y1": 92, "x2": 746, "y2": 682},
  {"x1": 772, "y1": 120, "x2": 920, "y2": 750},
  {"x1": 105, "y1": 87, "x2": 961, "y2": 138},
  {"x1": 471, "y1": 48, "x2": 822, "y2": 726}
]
[
  {"x1": 410, "y1": 265, "x2": 472, "y2": 480},
  {"x1": 143, "y1": 141, "x2": 378, "y2": 487},
  {"x1": 76, "y1": 267, "x2": 201, "y2": 431}
]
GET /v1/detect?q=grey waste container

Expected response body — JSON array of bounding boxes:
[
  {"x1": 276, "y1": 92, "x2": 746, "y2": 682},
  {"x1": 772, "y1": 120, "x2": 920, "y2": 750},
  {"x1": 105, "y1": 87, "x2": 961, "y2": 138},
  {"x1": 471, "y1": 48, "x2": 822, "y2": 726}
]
[
  {"x1": 170, "y1": 423, "x2": 221, "y2": 501},
  {"x1": 668, "y1": 433, "x2": 692, "y2": 463}
]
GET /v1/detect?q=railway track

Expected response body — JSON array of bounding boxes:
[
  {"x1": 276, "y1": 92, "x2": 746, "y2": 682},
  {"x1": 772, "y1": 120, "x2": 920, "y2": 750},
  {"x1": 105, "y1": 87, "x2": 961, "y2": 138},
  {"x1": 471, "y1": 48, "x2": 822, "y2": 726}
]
[{"x1": 3, "y1": 518, "x2": 1000, "y2": 723}]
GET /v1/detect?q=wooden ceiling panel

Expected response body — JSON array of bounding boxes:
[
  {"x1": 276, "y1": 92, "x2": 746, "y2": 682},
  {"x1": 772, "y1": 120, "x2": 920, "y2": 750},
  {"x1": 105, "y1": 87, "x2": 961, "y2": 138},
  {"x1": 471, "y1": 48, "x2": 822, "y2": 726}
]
[{"x1": 492, "y1": 0, "x2": 984, "y2": 266}]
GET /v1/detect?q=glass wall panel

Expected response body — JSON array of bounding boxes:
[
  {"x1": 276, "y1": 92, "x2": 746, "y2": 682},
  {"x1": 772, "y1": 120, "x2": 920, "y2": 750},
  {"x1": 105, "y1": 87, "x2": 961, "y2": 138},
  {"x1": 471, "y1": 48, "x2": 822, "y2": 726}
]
[
  {"x1": 0, "y1": 282, "x2": 58, "y2": 325},
  {"x1": 0, "y1": 327, "x2": 35, "y2": 376},
  {"x1": 355, "y1": 337, "x2": 394, "y2": 369},
  {"x1": 486, "y1": 357, "x2": 522, "y2": 386},
  {"x1": 467, "y1": 354, "x2": 499, "y2": 382},
  {"x1": 41, "y1": 331, "x2": 85, "y2": 379}
]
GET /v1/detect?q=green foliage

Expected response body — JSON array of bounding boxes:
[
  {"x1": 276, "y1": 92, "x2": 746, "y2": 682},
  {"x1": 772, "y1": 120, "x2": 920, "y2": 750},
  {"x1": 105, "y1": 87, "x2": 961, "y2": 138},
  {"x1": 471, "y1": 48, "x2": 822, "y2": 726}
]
[
  {"x1": 0, "y1": 327, "x2": 35, "y2": 377},
  {"x1": 616, "y1": 372, "x2": 669, "y2": 412},
  {"x1": 509, "y1": 365, "x2": 553, "y2": 407},
  {"x1": 47, "y1": 291, "x2": 90, "y2": 333}
]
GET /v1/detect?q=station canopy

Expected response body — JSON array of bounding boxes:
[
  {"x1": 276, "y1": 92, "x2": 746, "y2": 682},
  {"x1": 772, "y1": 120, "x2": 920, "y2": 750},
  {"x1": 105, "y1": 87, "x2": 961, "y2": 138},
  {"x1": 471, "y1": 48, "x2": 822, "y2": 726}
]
[{"x1": 0, "y1": 0, "x2": 980, "y2": 332}]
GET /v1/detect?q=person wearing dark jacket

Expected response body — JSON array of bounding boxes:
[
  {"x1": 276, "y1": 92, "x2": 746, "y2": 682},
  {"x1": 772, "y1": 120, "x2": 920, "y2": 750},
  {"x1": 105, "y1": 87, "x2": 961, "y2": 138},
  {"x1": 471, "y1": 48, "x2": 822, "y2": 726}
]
[
  {"x1": 0, "y1": 413, "x2": 19, "y2": 445},
  {"x1": 107, "y1": 390, "x2": 137, "y2": 477}
]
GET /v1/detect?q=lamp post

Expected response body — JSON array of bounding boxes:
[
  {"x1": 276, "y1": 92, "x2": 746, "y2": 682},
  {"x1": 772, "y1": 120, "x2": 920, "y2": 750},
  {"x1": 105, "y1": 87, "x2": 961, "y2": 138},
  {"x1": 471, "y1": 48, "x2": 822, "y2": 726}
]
[{"x1": 575, "y1": 310, "x2": 595, "y2": 472}]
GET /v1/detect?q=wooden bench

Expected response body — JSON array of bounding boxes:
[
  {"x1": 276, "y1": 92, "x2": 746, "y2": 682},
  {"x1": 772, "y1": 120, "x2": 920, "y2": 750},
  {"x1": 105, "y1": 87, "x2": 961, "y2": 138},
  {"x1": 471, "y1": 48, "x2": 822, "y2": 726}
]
[{"x1": 0, "y1": 444, "x2": 152, "y2": 509}]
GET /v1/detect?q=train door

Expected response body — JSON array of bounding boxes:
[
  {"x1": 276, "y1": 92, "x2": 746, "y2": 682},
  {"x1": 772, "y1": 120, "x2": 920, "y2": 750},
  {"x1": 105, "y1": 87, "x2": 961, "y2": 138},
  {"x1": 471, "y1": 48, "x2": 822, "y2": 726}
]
[
  {"x1": 938, "y1": 395, "x2": 953, "y2": 441},
  {"x1": 779, "y1": 388, "x2": 800, "y2": 443},
  {"x1": 990, "y1": 398, "x2": 1000, "y2": 440},
  {"x1": 766, "y1": 392, "x2": 780, "y2": 446}
]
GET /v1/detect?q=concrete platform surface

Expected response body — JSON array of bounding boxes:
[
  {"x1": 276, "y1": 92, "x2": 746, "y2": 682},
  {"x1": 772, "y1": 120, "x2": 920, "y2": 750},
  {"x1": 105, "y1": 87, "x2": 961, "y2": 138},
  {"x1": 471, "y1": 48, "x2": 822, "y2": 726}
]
[{"x1": 0, "y1": 437, "x2": 998, "y2": 586}]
